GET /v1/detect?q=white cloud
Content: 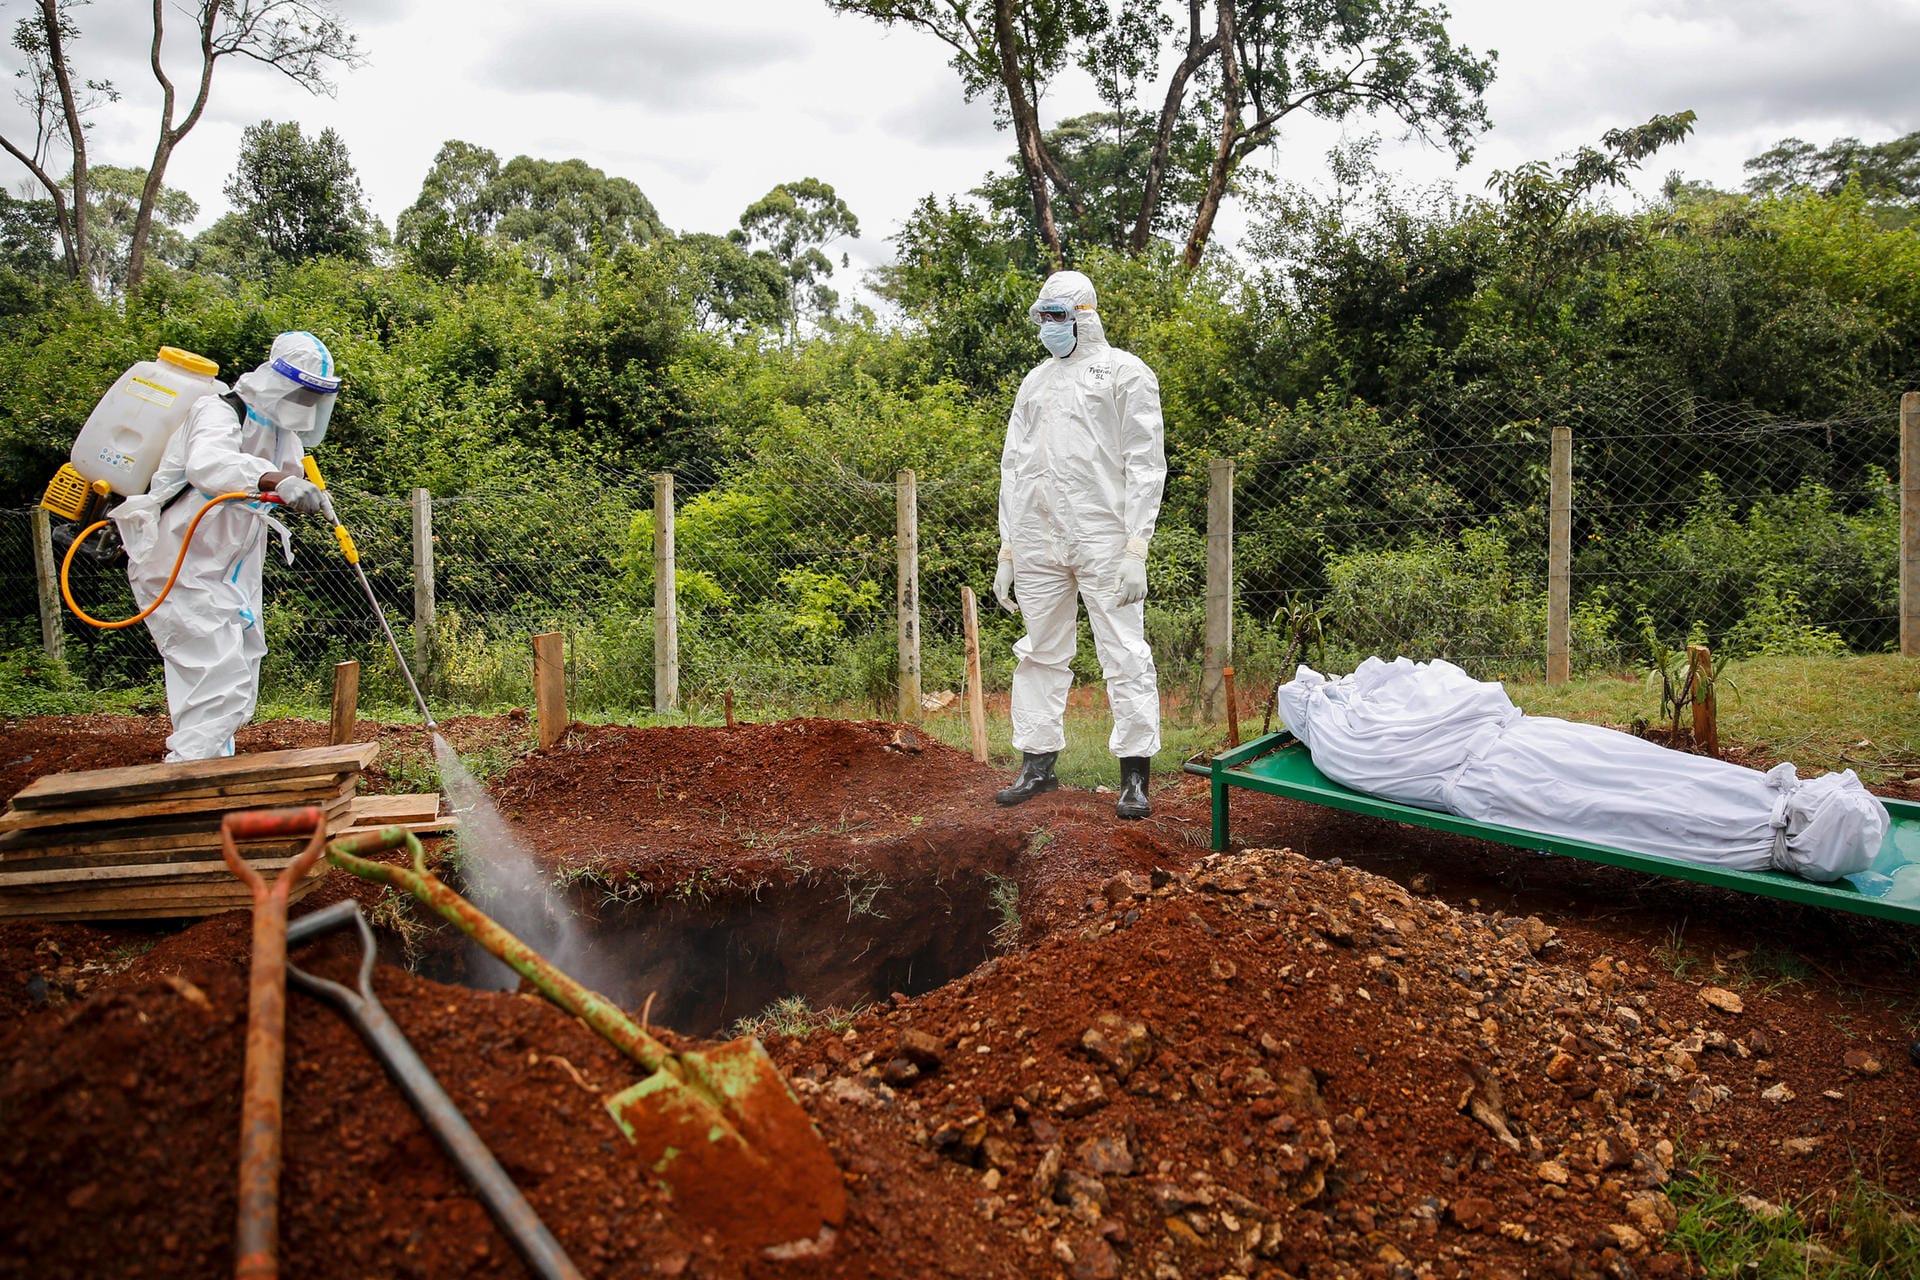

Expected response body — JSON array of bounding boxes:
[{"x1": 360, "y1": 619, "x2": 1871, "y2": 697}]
[
  {"x1": 0, "y1": 0, "x2": 1909, "y2": 286},
  {"x1": 480, "y1": 11, "x2": 808, "y2": 109}
]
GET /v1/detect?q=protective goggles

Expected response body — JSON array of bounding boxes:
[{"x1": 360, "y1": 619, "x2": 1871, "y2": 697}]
[
  {"x1": 1029, "y1": 297, "x2": 1079, "y2": 324},
  {"x1": 271, "y1": 356, "x2": 344, "y2": 394}
]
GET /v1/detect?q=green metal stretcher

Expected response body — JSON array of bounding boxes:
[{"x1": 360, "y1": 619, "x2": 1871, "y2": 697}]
[{"x1": 1192, "y1": 730, "x2": 1920, "y2": 927}]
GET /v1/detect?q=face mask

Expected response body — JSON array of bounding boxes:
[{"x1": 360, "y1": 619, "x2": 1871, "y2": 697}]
[{"x1": 1039, "y1": 319, "x2": 1077, "y2": 358}]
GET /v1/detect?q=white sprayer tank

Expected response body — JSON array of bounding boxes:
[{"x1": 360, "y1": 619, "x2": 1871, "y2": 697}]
[{"x1": 69, "y1": 347, "x2": 226, "y2": 496}]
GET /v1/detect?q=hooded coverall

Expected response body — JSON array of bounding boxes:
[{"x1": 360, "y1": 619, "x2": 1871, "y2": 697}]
[
  {"x1": 999, "y1": 271, "x2": 1167, "y2": 759},
  {"x1": 111, "y1": 332, "x2": 336, "y2": 761}
]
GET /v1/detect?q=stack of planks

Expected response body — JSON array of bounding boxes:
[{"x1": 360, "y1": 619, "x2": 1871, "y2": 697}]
[{"x1": 0, "y1": 744, "x2": 451, "y2": 922}]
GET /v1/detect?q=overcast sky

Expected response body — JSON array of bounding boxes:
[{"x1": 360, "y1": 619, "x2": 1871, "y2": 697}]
[{"x1": 3, "y1": 0, "x2": 1915, "y2": 284}]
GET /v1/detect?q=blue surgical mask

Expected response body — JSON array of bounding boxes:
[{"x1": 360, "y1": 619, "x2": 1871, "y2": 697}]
[{"x1": 1039, "y1": 319, "x2": 1077, "y2": 358}]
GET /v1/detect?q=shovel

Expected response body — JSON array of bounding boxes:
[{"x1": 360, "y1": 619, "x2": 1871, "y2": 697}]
[
  {"x1": 286, "y1": 900, "x2": 582, "y2": 1280},
  {"x1": 221, "y1": 805, "x2": 331, "y2": 1280},
  {"x1": 325, "y1": 827, "x2": 847, "y2": 1251}
]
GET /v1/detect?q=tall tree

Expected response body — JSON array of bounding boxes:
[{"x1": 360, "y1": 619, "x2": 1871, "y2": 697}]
[
  {"x1": 973, "y1": 109, "x2": 1213, "y2": 254},
  {"x1": 124, "y1": 0, "x2": 361, "y2": 292},
  {"x1": 223, "y1": 119, "x2": 373, "y2": 267},
  {"x1": 489, "y1": 155, "x2": 664, "y2": 279},
  {"x1": 394, "y1": 145, "x2": 665, "y2": 281},
  {"x1": 1743, "y1": 130, "x2": 1920, "y2": 228},
  {"x1": 828, "y1": 0, "x2": 1494, "y2": 268},
  {"x1": 76, "y1": 164, "x2": 197, "y2": 295},
  {"x1": 1, "y1": 0, "x2": 117, "y2": 285},
  {"x1": 394, "y1": 139, "x2": 503, "y2": 278},
  {"x1": 733, "y1": 178, "x2": 860, "y2": 338}
]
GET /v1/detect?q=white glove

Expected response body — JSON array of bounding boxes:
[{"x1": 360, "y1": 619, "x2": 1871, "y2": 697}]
[
  {"x1": 992, "y1": 559, "x2": 1018, "y2": 614},
  {"x1": 273, "y1": 475, "x2": 325, "y2": 515},
  {"x1": 1114, "y1": 553, "x2": 1148, "y2": 607}
]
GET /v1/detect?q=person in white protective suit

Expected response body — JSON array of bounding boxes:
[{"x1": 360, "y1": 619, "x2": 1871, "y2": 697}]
[
  {"x1": 111, "y1": 331, "x2": 342, "y2": 761},
  {"x1": 991, "y1": 270, "x2": 1167, "y2": 818}
]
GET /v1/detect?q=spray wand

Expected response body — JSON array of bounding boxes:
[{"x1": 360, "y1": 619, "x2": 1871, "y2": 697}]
[{"x1": 300, "y1": 457, "x2": 439, "y2": 734}]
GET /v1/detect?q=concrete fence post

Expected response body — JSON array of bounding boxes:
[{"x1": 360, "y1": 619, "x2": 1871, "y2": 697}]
[
  {"x1": 896, "y1": 468, "x2": 922, "y2": 721},
  {"x1": 1202, "y1": 458, "x2": 1234, "y2": 721},
  {"x1": 654, "y1": 473, "x2": 679, "y2": 713},
  {"x1": 31, "y1": 507, "x2": 63, "y2": 662},
  {"x1": 1902, "y1": 391, "x2": 1919, "y2": 657},
  {"x1": 410, "y1": 487, "x2": 434, "y2": 682},
  {"x1": 1547, "y1": 426, "x2": 1572, "y2": 684}
]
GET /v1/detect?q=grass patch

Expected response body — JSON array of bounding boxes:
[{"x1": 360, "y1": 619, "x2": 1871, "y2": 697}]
[
  {"x1": 1670, "y1": 1150, "x2": 1920, "y2": 1277},
  {"x1": 987, "y1": 872, "x2": 1022, "y2": 951},
  {"x1": 1652, "y1": 922, "x2": 1699, "y2": 978},
  {"x1": 919, "y1": 705, "x2": 1218, "y2": 793},
  {"x1": 1508, "y1": 655, "x2": 1920, "y2": 784},
  {"x1": 729, "y1": 995, "x2": 861, "y2": 1042}
]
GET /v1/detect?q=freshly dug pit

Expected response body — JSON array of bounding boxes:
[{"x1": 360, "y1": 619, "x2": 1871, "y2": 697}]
[{"x1": 404, "y1": 828, "x2": 1026, "y2": 1037}]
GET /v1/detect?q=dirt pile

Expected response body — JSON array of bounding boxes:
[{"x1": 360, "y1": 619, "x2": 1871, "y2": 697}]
[{"x1": 778, "y1": 847, "x2": 1716, "y2": 1280}]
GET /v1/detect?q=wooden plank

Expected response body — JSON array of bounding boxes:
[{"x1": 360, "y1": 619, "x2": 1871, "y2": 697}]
[
  {"x1": 0, "y1": 779, "x2": 356, "y2": 833},
  {"x1": 8, "y1": 743, "x2": 377, "y2": 809},
  {"x1": 0, "y1": 875, "x2": 323, "y2": 921},
  {"x1": 0, "y1": 810, "x2": 356, "y2": 861},
  {"x1": 0, "y1": 838, "x2": 310, "y2": 873},
  {"x1": 349, "y1": 793, "x2": 441, "y2": 824},
  {"x1": 0, "y1": 868, "x2": 328, "y2": 904},
  {"x1": 0, "y1": 855, "x2": 310, "y2": 889},
  {"x1": 115, "y1": 770, "x2": 364, "y2": 804}
]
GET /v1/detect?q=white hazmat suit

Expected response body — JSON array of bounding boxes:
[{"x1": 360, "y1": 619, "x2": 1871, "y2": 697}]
[
  {"x1": 997, "y1": 271, "x2": 1167, "y2": 765},
  {"x1": 112, "y1": 332, "x2": 341, "y2": 761}
]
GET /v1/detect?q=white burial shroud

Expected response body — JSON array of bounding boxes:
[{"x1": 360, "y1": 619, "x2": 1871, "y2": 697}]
[{"x1": 1276, "y1": 657, "x2": 1887, "y2": 883}]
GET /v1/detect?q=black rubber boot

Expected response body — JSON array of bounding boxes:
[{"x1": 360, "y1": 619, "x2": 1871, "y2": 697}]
[
  {"x1": 995, "y1": 751, "x2": 1060, "y2": 806},
  {"x1": 1115, "y1": 756, "x2": 1151, "y2": 819}
]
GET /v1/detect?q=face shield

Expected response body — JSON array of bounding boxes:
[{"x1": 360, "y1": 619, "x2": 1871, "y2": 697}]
[
  {"x1": 236, "y1": 336, "x2": 343, "y2": 448},
  {"x1": 270, "y1": 354, "x2": 341, "y2": 446}
]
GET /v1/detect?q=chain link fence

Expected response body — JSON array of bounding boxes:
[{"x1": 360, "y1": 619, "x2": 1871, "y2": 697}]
[
  {"x1": 4, "y1": 388, "x2": 1907, "y2": 723},
  {"x1": 1228, "y1": 389, "x2": 1901, "y2": 695}
]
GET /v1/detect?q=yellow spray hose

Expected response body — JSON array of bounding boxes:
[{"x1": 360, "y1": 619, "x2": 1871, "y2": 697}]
[
  {"x1": 59, "y1": 491, "x2": 275, "y2": 630},
  {"x1": 301, "y1": 458, "x2": 438, "y2": 732}
]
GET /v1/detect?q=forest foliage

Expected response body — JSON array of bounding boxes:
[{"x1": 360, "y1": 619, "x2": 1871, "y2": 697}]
[{"x1": 2, "y1": 96, "x2": 1917, "y2": 710}]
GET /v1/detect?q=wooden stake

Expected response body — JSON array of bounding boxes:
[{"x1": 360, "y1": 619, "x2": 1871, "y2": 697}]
[
  {"x1": 653, "y1": 473, "x2": 679, "y2": 713},
  {"x1": 1547, "y1": 425, "x2": 1572, "y2": 684},
  {"x1": 533, "y1": 631, "x2": 566, "y2": 749},
  {"x1": 31, "y1": 507, "x2": 63, "y2": 662},
  {"x1": 1900, "y1": 391, "x2": 1919, "y2": 656},
  {"x1": 1203, "y1": 458, "x2": 1234, "y2": 720},
  {"x1": 1687, "y1": 644, "x2": 1718, "y2": 757},
  {"x1": 329, "y1": 660, "x2": 359, "y2": 746},
  {"x1": 1223, "y1": 665, "x2": 1240, "y2": 748},
  {"x1": 896, "y1": 469, "x2": 922, "y2": 721},
  {"x1": 961, "y1": 586, "x2": 988, "y2": 764}
]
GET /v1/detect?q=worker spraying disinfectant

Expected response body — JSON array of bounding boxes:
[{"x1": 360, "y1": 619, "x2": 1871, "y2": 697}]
[
  {"x1": 44, "y1": 338, "x2": 584, "y2": 981},
  {"x1": 44, "y1": 332, "x2": 437, "y2": 760}
]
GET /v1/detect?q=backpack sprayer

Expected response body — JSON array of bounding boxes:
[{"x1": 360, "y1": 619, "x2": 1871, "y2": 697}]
[{"x1": 43, "y1": 346, "x2": 439, "y2": 733}]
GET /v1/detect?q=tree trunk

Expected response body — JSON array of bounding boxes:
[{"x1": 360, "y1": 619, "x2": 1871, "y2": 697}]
[
  {"x1": 38, "y1": 0, "x2": 90, "y2": 283},
  {"x1": 1130, "y1": 4, "x2": 1217, "y2": 254},
  {"x1": 992, "y1": 0, "x2": 1063, "y2": 269},
  {"x1": 1184, "y1": 0, "x2": 1241, "y2": 270},
  {"x1": 125, "y1": 137, "x2": 176, "y2": 294},
  {"x1": 0, "y1": 136, "x2": 77, "y2": 279},
  {"x1": 126, "y1": 0, "x2": 216, "y2": 296}
]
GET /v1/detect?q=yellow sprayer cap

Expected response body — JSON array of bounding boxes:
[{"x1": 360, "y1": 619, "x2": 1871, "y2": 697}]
[{"x1": 157, "y1": 346, "x2": 219, "y2": 378}]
